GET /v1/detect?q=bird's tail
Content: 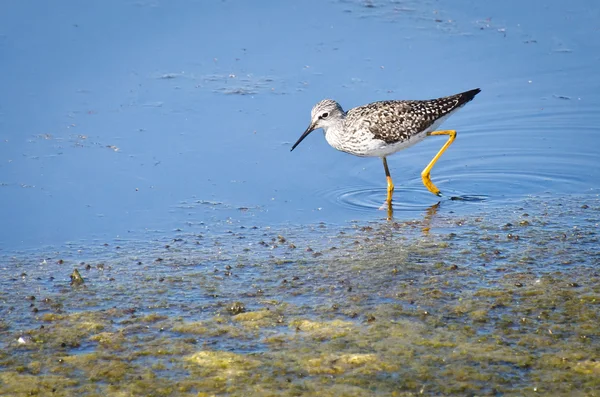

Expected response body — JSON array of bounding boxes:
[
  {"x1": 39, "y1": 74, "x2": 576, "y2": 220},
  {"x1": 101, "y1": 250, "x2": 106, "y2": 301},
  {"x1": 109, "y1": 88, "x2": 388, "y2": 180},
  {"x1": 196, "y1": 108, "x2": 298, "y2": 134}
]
[{"x1": 453, "y1": 88, "x2": 481, "y2": 107}]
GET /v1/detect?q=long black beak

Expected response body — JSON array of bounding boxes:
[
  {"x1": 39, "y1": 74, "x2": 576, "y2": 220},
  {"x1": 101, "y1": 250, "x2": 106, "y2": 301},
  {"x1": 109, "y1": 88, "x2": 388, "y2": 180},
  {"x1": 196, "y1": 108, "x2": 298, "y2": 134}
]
[{"x1": 290, "y1": 123, "x2": 316, "y2": 152}]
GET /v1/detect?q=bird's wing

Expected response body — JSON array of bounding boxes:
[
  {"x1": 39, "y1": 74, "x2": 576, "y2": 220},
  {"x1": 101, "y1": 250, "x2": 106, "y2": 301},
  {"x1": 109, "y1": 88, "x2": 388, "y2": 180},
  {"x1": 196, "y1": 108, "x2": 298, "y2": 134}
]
[
  {"x1": 346, "y1": 101, "x2": 434, "y2": 144},
  {"x1": 347, "y1": 90, "x2": 480, "y2": 144}
]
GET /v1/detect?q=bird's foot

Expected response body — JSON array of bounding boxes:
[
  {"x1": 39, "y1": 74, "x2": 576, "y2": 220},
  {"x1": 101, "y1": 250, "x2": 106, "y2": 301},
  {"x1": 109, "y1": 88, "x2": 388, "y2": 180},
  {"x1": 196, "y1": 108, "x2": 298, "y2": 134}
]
[{"x1": 421, "y1": 174, "x2": 441, "y2": 197}]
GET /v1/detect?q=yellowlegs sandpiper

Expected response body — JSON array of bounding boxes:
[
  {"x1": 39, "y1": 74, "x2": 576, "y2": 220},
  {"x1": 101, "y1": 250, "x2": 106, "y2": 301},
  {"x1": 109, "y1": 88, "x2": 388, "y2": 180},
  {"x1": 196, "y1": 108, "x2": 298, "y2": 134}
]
[{"x1": 291, "y1": 88, "x2": 481, "y2": 206}]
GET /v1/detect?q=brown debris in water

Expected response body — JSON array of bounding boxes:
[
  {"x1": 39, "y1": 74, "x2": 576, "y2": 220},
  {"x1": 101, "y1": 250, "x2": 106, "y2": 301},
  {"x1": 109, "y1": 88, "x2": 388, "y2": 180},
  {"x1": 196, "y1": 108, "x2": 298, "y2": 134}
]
[{"x1": 70, "y1": 268, "x2": 84, "y2": 286}]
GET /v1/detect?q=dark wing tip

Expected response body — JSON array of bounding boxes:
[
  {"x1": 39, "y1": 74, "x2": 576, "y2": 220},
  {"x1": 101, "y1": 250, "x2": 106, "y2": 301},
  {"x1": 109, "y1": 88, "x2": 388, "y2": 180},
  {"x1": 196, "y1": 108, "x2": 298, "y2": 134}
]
[
  {"x1": 447, "y1": 88, "x2": 481, "y2": 110},
  {"x1": 460, "y1": 88, "x2": 481, "y2": 103}
]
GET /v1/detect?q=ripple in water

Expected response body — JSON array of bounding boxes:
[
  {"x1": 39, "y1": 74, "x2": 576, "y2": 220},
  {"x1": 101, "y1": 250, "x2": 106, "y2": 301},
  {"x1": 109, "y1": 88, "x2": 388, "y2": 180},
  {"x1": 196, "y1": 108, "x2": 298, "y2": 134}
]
[{"x1": 321, "y1": 185, "x2": 487, "y2": 213}]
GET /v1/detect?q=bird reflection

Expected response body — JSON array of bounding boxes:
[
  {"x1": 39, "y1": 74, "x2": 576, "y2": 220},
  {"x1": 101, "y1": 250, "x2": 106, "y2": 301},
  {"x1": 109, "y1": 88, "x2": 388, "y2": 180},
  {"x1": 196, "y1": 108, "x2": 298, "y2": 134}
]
[{"x1": 383, "y1": 200, "x2": 441, "y2": 236}]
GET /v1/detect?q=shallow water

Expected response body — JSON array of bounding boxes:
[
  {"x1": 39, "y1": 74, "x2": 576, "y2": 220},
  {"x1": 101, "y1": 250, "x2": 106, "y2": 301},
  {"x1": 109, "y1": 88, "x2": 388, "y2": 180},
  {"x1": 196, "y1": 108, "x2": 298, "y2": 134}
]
[
  {"x1": 1, "y1": 195, "x2": 599, "y2": 395},
  {"x1": 1, "y1": 0, "x2": 600, "y2": 395}
]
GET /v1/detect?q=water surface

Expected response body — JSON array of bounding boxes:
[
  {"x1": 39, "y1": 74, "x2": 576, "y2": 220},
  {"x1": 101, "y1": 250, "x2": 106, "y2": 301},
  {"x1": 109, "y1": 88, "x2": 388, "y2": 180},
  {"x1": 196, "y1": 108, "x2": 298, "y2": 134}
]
[
  {"x1": 1, "y1": 1, "x2": 600, "y2": 395},
  {"x1": 1, "y1": 0, "x2": 599, "y2": 249}
]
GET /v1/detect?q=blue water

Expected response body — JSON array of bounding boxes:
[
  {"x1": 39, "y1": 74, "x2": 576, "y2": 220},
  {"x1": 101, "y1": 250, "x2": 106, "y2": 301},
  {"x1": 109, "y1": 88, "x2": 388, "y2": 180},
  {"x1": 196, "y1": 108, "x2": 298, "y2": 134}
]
[{"x1": 1, "y1": 0, "x2": 599, "y2": 250}]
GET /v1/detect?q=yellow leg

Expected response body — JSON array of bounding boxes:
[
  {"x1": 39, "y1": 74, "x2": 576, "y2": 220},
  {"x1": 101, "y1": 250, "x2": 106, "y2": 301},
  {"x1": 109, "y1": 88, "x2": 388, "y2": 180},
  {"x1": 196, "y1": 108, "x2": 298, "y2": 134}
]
[
  {"x1": 382, "y1": 157, "x2": 394, "y2": 204},
  {"x1": 421, "y1": 130, "x2": 457, "y2": 196}
]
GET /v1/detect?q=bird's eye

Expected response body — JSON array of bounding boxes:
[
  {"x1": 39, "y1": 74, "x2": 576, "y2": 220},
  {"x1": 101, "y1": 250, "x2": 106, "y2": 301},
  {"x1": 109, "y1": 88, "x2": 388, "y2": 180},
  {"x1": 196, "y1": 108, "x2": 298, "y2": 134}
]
[{"x1": 321, "y1": 112, "x2": 329, "y2": 119}]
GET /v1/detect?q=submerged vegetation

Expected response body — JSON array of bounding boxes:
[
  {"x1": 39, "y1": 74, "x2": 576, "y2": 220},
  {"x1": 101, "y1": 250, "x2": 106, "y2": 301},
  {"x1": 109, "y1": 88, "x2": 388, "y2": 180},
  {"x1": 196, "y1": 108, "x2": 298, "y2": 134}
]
[{"x1": 1, "y1": 195, "x2": 599, "y2": 395}]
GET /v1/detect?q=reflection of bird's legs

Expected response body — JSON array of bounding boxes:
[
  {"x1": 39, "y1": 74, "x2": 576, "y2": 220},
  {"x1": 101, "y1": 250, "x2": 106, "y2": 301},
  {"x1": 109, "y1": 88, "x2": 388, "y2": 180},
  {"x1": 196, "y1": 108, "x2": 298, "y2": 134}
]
[
  {"x1": 421, "y1": 202, "x2": 441, "y2": 235},
  {"x1": 378, "y1": 196, "x2": 394, "y2": 221},
  {"x1": 421, "y1": 130, "x2": 457, "y2": 196},
  {"x1": 385, "y1": 201, "x2": 393, "y2": 221}
]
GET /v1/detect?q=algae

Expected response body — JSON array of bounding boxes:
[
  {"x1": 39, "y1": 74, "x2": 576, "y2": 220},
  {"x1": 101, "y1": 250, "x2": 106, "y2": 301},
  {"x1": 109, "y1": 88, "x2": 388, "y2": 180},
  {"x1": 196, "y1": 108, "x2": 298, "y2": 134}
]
[{"x1": 1, "y1": 196, "x2": 599, "y2": 396}]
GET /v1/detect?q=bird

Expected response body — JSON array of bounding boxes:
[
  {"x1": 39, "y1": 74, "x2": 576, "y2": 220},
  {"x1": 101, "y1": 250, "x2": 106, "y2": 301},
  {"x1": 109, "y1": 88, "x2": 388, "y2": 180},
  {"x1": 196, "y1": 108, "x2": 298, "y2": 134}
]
[{"x1": 291, "y1": 88, "x2": 481, "y2": 207}]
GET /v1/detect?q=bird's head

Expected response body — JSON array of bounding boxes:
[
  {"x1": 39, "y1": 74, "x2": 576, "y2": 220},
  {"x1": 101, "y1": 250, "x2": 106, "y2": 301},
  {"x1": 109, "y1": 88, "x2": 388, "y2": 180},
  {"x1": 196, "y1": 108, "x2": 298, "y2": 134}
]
[{"x1": 291, "y1": 99, "x2": 345, "y2": 151}]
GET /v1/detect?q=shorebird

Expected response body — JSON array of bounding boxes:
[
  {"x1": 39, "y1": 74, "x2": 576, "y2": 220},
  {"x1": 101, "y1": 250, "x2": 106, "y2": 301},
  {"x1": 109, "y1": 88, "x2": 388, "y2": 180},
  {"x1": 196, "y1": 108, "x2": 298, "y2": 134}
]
[{"x1": 291, "y1": 88, "x2": 480, "y2": 206}]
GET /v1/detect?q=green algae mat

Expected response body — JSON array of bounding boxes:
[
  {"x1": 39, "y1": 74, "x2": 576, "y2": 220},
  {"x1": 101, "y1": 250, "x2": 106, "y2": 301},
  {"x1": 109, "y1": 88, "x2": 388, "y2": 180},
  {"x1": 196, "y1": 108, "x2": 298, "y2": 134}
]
[{"x1": 1, "y1": 195, "x2": 599, "y2": 396}]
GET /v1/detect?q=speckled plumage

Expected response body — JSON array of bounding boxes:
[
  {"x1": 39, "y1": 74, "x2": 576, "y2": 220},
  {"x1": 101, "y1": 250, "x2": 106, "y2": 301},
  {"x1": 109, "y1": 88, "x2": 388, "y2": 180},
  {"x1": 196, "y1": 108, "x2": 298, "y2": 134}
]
[
  {"x1": 347, "y1": 89, "x2": 479, "y2": 144},
  {"x1": 292, "y1": 88, "x2": 480, "y2": 158}
]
